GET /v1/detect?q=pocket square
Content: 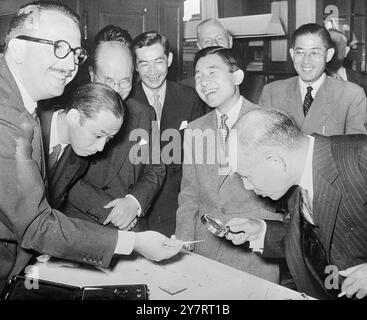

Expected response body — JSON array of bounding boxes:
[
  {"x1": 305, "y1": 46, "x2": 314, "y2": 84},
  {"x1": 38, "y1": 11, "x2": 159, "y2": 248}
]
[
  {"x1": 179, "y1": 121, "x2": 188, "y2": 130},
  {"x1": 139, "y1": 138, "x2": 148, "y2": 146}
]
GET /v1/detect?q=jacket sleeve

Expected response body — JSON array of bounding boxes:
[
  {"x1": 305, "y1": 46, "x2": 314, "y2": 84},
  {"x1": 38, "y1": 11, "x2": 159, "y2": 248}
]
[
  {"x1": 0, "y1": 108, "x2": 117, "y2": 268},
  {"x1": 175, "y1": 127, "x2": 200, "y2": 240}
]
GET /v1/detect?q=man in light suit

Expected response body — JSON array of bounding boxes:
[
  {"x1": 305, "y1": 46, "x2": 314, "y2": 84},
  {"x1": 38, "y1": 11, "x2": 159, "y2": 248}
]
[
  {"x1": 0, "y1": 1, "x2": 181, "y2": 293},
  {"x1": 63, "y1": 26, "x2": 165, "y2": 231},
  {"x1": 38, "y1": 82, "x2": 125, "y2": 210},
  {"x1": 176, "y1": 47, "x2": 283, "y2": 282},
  {"x1": 130, "y1": 31, "x2": 205, "y2": 236},
  {"x1": 225, "y1": 108, "x2": 367, "y2": 299},
  {"x1": 259, "y1": 23, "x2": 367, "y2": 135}
]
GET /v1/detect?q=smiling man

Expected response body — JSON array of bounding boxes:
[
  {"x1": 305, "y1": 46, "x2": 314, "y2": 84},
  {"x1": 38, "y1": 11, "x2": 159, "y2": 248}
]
[
  {"x1": 130, "y1": 31, "x2": 205, "y2": 236},
  {"x1": 259, "y1": 23, "x2": 367, "y2": 135},
  {"x1": 0, "y1": 1, "x2": 182, "y2": 293},
  {"x1": 175, "y1": 46, "x2": 283, "y2": 281},
  {"x1": 225, "y1": 108, "x2": 367, "y2": 300}
]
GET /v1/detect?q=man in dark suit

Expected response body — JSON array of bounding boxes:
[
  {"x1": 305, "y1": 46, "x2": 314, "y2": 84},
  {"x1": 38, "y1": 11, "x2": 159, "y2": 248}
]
[
  {"x1": 130, "y1": 31, "x2": 205, "y2": 236},
  {"x1": 225, "y1": 108, "x2": 367, "y2": 300},
  {"x1": 326, "y1": 28, "x2": 367, "y2": 96},
  {"x1": 0, "y1": 1, "x2": 182, "y2": 293},
  {"x1": 63, "y1": 26, "x2": 165, "y2": 231},
  {"x1": 38, "y1": 82, "x2": 124, "y2": 210},
  {"x1": 259, "y1": 23, "x2": 367, "y2": 135}
]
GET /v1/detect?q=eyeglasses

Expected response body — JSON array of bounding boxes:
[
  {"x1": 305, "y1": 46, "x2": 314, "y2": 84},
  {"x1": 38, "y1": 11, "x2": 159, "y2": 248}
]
[
  {"x1": 16, "y1": 35, "x2": 88, "y2": 65},
  {"x1": 293, "y1": 48, "x2": 326, "y2": 59},
  {"x1": 95, "y1": 74, "x2": 132, "y2": 89}
]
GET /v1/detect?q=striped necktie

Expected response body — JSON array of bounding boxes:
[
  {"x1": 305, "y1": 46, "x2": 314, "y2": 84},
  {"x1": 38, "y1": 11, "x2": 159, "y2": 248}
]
[
  {"x1": 48, "y1": 144, "x2": 62, "y2": 175},
  {"x1": 218, "y1": 114, "x2": 229, "y2": 168}
]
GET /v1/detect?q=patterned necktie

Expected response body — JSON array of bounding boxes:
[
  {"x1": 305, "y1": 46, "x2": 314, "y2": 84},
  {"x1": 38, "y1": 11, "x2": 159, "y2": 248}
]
[
  {"x1": 152, "y1": 92, "x2": 163, "y2": 126},
  {"x1": 218, "y1": 114, "x2": 229, "y2": 168},
  {"x1": 48, "y1": 144, "x2": 62, "y2": 175},
  {"x1": 303, "y1": 86, "x2": 313, "y2": 116}
]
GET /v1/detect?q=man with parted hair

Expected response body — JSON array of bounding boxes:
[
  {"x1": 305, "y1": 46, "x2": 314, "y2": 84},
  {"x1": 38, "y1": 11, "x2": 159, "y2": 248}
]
[
  {"x1": 62, "y1": 25, "x2": 166, "y2": 232},
  {"x1": 176, "y1": 46, "x2": 282, "y2": 281},
  {"x1": 225, "y1": 108, "x2": 367, "y2": 299},
  {"x1": 130, "y1": 31, "x2": 205, "y2": 236},
  {"x1": 196, "y1": 18, "x2": 233, "y2": 50},
  {"x1": 38, "y1": 82, "x2": 125, "y2": 210},
  {"x1": 259, "y1": 23, "x2": 367, "y2": 135},
  {"x1": 0, "y1": 1, "x2": 181, "y2": 293}
]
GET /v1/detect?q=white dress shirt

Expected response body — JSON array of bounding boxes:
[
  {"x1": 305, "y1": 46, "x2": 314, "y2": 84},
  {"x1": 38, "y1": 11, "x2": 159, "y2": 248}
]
[{"x1": 299, "y1": 73, "x2": 326, "y2": 102}]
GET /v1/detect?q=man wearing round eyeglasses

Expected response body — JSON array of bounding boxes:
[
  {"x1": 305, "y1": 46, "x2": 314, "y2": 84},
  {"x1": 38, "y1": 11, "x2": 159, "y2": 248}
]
[
  {"x1": 0, "y1": 1, "x2": 181, "y2": 293},
  {"x1": 259, "y1": 23, "x2": 367, "y2": 135}
]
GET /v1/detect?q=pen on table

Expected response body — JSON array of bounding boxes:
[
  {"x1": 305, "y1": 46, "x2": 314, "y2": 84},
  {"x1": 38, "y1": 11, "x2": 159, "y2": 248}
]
[
  {"x1": 322, "y1": 126, "x2": 325, "y2": 135},
  {"x1": 337, "y1": 291, "x2": 346, "y2": 298}
]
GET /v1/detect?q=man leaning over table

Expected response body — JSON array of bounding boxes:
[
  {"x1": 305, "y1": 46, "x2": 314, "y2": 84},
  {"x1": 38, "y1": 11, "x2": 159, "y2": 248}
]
[
  {"x1": 225, "y1": 108, "x2": 367, "y2": 300},
  {"x1": 0, "y1": 0, "x2": 181, "y2": 294}
]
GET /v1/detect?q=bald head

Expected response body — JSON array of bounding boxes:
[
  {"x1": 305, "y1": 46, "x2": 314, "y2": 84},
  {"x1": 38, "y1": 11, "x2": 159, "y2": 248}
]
[
  {"x1": 90, "y1": 41, "x2": 133, "y2": 99},
  {"x1": 230, "y1": 108, "x2": 305, "y2": 151},
  {"x1": 228, "y1": 108, "x2": 308, "y2": 200},
  {"x1": 196, "y1": 18, "x2": 232, "y2": 50}
]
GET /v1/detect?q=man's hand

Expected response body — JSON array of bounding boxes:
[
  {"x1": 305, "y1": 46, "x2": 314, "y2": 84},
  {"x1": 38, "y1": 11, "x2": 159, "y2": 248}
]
[
  {"x1": 134, "y1": 231, "x2": 182, "y2": 262},
  {"x1": 103, "y1": 197, "x2": 139, "y2": 230},
  {"x1": 339, "y1": 263, "x2": 367, "y2": 299},
  {"x1": 15, "y1": 113, "x2": 34, "y2": 160},
  {"x1": 225, "y1": 217, "x2": 265, "y2": 245}
]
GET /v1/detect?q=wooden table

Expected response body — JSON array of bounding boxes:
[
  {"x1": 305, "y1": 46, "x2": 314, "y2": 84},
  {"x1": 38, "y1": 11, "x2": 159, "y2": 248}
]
[{"x1": 27, "y1": 250, "x2": 315, "y2": 300}]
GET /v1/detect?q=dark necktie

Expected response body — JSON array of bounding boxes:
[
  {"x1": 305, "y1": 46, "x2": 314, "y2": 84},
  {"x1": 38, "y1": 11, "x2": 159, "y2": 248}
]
[
  {"x1": 218, "y1": 114, "x2": 229, "y2": 168},
  {"x1": 298, "y1": 187, "x2": 341, "y2": 298},
  {"x1": 303, "y1": 86, "x2": 313, "y2": 116},
  {"x1": 48, "y1": 144, "x2": 62, "y2": 175}
]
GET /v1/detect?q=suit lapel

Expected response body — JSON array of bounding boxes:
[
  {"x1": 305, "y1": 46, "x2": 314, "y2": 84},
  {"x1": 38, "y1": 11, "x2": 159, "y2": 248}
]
[
  {"x1": 161, "y1": 81, "x2": 187, "y2": 132},
  {"x1": 302, "y1": 77, "x2": 334, "y2": 133},
  {"x1": 50, "y1": 146, "x2": 81, "y2": 201},
  {"x1": 312, "y1": 135, "x2": 341, "y2": 257},
  {"x1": 104, "y1": 104, "x2": 141, "y2": 184},
  {"x1": 285, "y1": 78, "x2": 304, "y2": 127},
  {"x1": 217, "y1": 97, "x2": 255, "y2": 190}
]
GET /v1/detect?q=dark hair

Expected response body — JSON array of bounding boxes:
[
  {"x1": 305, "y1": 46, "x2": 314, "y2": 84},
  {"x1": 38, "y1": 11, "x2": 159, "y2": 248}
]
[
  {"x1": 194, "y1": 46, "x2": 241, "y2": 72},
  {"x1": 132, "y1": 31, "x2": 170, "y2": 58},
  {"x1": 291, "y1": 23, "x2": 333, "y2": 49},
  {"x1": 5, "y1": 1, "x2": 79, "y2": 46},
  {"x1": 65, "y1": 82, "x2": 125, "y2": 123},
  {"x1": 94, "y1": 24, "x2": 133, "y2": 47}
]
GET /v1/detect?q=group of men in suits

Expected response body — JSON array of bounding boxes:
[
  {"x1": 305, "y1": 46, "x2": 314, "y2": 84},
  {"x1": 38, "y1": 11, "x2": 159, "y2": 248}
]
[
  {"x1": 0, "y1": 0, "x2": 183, "y2": 294},
  {"x1": 1, "y1": 0, "x2": 367, "y2": 301}
]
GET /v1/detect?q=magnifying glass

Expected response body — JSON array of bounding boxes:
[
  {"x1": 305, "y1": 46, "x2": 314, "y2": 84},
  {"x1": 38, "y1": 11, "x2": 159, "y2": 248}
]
[{"x1": 200, "y1": 214, "x2": 244, "y2": 238}]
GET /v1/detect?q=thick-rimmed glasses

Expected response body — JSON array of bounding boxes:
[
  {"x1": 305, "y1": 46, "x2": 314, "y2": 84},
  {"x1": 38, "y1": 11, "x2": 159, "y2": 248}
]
[{"x1": 16, "y1": 35, "x2": 88, "y2": 65}]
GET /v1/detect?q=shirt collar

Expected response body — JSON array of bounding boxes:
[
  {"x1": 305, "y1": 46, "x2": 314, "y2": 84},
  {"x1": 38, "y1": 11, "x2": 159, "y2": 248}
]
[
  {"x1": 9, "y1": 67, "x2": 37, "y2": 115},
  {"x1": 49, "y1": 110, "x2": 68, "y2": 155},
  {"x1": 142, "y1": 81, "x2": 167, "y2": 106},
  {"x1": 215, "y1": 95, "x2": 243, "y2": 129},
  {"x1": 298, "y1": 136, "x2": 315, "y2": 200},
  {"x1": 299, "y1": 73, "x2": 326, "y2": 100}
]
